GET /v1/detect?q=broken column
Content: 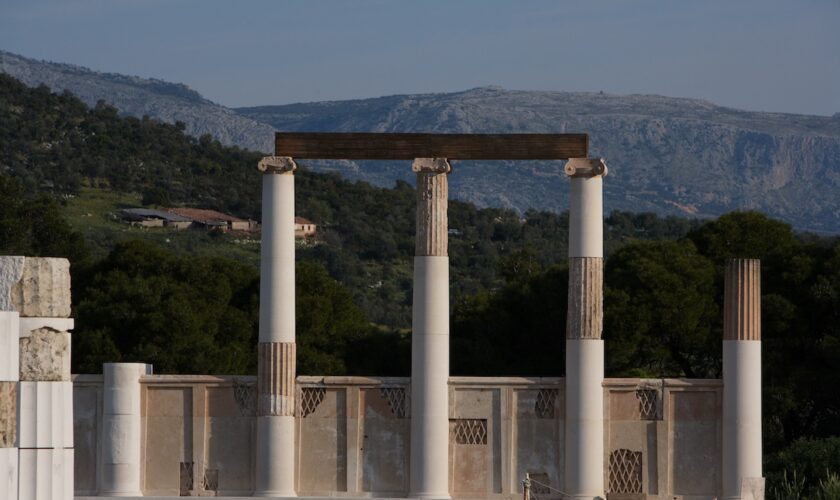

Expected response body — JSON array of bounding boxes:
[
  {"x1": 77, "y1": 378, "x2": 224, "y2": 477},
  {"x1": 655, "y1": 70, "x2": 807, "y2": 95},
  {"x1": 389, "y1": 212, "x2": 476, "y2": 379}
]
[
  {"x1": 100, "y1": 363, "x2": 152, "y2": 496},
  {"x1": 0, "y1": 256, "x2": 74, "y2": 500},
  {"x1": 410, "y1": 158, "x2": 451, "y2": 499},
  {"x1": 255, "y1": 156, "x2": 298, "y2": 497},
  {"x1": 722, "y1": 259, "x2": 764, "y2": 499},
  {"x1": 564, "y1": 158, "x2": 607, "y2": 500}
]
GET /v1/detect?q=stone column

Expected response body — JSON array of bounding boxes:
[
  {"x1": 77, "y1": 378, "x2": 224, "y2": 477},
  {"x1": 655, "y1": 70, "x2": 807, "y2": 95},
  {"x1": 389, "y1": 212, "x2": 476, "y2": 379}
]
[
  {"x1": 564, "y1": 158, "x2": 607, "y2": 500},
  {"x1": 722, "y1": 259, "x2": 764, "y2": 500},
  {"x1": 0, "y1": 308, "x2": 20, "y2": 500},
  {"x1": 255, "y1": 156, "x2": 298, "y2": 497},
  {"x1": 100, "y1": 363, "x2": 152, "y2": 496},
  {"x1": 409, "y1": 158, "x2": 451, "y2": 499},
  {"x1": 0, "y1": 256, "x2": 74, "y2": 500}
]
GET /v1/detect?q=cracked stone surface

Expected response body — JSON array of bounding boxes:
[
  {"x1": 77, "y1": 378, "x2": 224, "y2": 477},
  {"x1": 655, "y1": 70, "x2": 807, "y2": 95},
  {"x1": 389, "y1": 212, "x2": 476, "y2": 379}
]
[
  {"x1": 19, "y1": 328, "x2": 70, "y2": 381},
  {"x1": 0, "y1": 382, "x2": 15, "y2": 447},
  {"x1": 0, "y1": 256, "x2": 25, "y2": 312}
]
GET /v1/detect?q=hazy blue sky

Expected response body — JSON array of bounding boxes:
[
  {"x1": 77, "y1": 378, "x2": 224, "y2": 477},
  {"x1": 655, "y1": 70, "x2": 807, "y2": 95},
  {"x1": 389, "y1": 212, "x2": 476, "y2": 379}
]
[{"x1": 1, "y1": 0, "x2": 838, "y2": 115}]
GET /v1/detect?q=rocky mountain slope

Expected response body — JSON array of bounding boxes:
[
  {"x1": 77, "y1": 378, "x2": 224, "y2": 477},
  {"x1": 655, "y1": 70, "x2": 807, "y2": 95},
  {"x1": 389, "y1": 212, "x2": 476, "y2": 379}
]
[
  {"x1": 240, "y1": 88, "x2": 840, "y2": 233},
  {"x1": 3, "y1": 50, "x2": 839, "y2": 232},
  {"x1": 0, "y1": 51, "x2": 274, "y2": 152}
]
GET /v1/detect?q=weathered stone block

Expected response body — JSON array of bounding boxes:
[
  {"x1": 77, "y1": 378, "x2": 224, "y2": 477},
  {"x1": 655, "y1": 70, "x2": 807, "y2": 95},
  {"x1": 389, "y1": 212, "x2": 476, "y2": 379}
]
[
  {"x1": 18, "y1": 381, "x2": 74, "y2": 449},
  {"x1": 0, "y1": 311, "x2": 19, "y2": 381},
  {"x1": 0, "y1": 382, "x2": 16, "y2": 447},
  {"x1": 19, "y1": 328, "x2": 71, "y2": 381},
  {"x1": 12, "y1": 258, "x2": 71, "y2": 318},
  {"x1": 0, "y1": 256, "x2": 24, "y2": 311}
]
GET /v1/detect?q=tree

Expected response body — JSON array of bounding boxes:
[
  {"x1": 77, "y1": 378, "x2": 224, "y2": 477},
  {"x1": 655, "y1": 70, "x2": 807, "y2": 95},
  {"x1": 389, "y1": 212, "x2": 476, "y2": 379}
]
[
  {"x1": 73, "y1": 240, "x2": 259, "y2": 374},
  {"x1": 0, "y1": 174, "x2": 89, "y2": 266},
  {"x1": 604, "y1": 240, "x2": 718, "y2": 378}
]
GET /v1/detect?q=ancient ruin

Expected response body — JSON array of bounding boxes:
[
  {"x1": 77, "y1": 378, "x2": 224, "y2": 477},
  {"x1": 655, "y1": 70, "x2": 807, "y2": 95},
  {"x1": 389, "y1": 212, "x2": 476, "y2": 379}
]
[{"x1": 0, "y1": 132, "x2": 764, "y2": 499}]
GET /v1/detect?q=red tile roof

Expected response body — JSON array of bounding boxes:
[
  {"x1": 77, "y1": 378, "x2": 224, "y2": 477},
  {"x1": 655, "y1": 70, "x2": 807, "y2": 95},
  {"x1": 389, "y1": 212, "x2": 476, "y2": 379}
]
[{"x1": 167, "y1": 208, "x2": 246, "y2": 223}]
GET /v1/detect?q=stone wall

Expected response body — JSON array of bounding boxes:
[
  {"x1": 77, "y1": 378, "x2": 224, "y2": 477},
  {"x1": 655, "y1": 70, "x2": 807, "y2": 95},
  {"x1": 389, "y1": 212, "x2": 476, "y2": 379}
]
[{"x1": 73, "y1": 374, "x2": 723, "y2": 498}]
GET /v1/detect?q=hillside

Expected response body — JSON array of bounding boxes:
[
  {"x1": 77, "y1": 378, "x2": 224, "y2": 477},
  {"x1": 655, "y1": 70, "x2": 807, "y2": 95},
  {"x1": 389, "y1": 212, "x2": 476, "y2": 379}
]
[
  {"x1": 3, "y1": 50, "x2": 839, "y2": 232},
  {"x1": 239, "y1": 88, "x2": 840, "y2": 233},
  {"x1": 0, "y1": 50, "x2": 274, "y2": 152}
]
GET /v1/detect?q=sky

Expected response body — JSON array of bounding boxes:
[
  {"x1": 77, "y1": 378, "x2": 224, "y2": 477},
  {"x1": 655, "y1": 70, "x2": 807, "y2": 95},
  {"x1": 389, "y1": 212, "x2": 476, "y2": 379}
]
[{"x1": 1, "y1": 0, "x2": 838, "y2": 115}]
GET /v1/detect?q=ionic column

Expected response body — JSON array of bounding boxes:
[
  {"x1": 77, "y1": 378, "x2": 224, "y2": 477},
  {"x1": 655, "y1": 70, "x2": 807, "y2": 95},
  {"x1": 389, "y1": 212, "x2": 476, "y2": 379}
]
[
  {"x1": 409, "y1": 158, "x2": 451, "y2": 499},
  {"x1": 100, "y1": 363, "x2": 152, "y2": 496},
  {"x1": 564, "y1": 158, "x2": 607, "y2": 500},
  {"x1": 722, "y1": 259, "x2": 764, "y2": 499},
  {"x1": 255, "y1": 156, "x2": 298, "y2": 497}
]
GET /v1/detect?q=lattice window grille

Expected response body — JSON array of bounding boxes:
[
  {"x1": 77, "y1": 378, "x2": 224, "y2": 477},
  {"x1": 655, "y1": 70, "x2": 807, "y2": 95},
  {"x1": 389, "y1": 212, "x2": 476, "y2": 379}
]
[
  {"x1": 233, "y1": 379, "x2": 256, "y2": 416},
  {"x1": 299, "y1": 387, "x2": 326, "y2": 418},
  {"x1": 635, "y1": 389, "x2": 658, "y2": 420},
  {"x1": 453, "y1": 419, "x2": 487, "y2": 445},
  {"x1": 179, "y1": 461, "x2": 194, "y2": 495},
  {"x1": 535, "y1": 389, "x2": 557, "y2": 419},
  {"x1": 609, "y1": 449, "x2": 643, "y2": 494},
  {"x1": 202, "y1": 468, "x2": 219, "y2": 492},
  {"x1": 379, "y1": 387, "x2": 408, "y2": 418}
]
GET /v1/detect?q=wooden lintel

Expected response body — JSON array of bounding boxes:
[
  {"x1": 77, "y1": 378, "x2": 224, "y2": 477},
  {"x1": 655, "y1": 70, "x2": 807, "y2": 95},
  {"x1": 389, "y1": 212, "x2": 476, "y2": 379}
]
[{"x1": 274, "y1": 132, "x2": 588, "y2": 160}]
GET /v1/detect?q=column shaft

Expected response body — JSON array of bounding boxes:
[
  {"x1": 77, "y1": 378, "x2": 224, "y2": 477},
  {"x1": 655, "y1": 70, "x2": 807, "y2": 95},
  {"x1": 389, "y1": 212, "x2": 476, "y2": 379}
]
[
  {"x1": 564, "y1": 158, "x2": 607, "y2": 500},
  {"x1": 255, "y1": 157, "x2": 297, "y2": 497},
  {"x1": 722, "y1": 259, "x2": 763, "y2": 499},
  {"x1": 100, "y1": 363, "x2": 150, "y2": 496},
  {"x1": 410, "y1": 158, "x2": 451, "y2": 499}
]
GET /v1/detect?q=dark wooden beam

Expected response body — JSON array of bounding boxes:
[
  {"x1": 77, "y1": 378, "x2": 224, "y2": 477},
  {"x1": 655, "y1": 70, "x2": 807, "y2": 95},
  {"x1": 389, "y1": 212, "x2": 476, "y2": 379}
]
[{"x1": 275, "y1": 132, "x2": 588, "y2": 160}]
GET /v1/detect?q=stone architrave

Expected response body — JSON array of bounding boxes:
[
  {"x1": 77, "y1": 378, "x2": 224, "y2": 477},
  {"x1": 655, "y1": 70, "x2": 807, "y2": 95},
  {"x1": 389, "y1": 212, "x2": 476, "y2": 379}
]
[{"x1": 19, "y1": 328, "x2": 71, "y2": 381}]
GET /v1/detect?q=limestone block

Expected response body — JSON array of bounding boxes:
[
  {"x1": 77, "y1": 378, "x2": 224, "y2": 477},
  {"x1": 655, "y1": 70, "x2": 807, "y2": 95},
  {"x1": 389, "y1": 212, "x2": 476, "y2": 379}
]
[
  {"x1": 1, "y1": 257, "x2": 71, "y2": 318},
  {"x1": 17, "y1": 382, "x2": 73, "y2": 449},
  {"x1": 0, "y1": 383, "x2": 15, "y2": 447},
  {"x1": 0, "y1": 312, "x2": 19, "y2": 381},
  {"x1": 0, "y1": 447, "x2": 19, "y2": 500},
  {"x1": 19, "y1": 328, "x2": 70, "y2": 381},
  {"x1": 0, "y1": 257, "x2": 24, "y2": 312},
  {"x1": 18, "y1": 448, "x2": 74, "y2": 500}
]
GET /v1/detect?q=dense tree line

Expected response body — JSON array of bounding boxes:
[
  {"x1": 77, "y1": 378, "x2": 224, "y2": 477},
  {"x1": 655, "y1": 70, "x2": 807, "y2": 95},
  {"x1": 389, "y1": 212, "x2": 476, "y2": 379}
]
[{"x1": 2, "y1": 74, "x2": 839, "y2": 495}]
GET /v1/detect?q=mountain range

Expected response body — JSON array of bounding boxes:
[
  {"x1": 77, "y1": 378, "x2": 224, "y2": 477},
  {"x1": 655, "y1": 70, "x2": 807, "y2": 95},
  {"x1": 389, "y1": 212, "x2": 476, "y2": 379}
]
[{"x1": 2, "y1": 50, "x2": 839, "y2": 233}]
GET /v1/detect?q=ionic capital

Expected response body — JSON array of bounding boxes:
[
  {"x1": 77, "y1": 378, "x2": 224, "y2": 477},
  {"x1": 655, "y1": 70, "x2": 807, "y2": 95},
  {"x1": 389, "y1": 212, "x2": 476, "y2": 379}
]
[
  {"x1": 258, "y1": 156, "x2": 297, "y2": 175},
  {"x1": 565, "y1": 157, "x2": 608, "y2": 178},
  {"x1": 412, "y1": 158, "x2": 452, "y2": 174}
]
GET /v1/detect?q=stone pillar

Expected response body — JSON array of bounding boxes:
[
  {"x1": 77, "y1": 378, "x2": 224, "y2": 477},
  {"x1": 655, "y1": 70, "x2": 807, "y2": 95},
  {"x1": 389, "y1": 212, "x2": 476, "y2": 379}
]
[
  {"x1": 409, "y1": 158, "x2": 451, "y2": 499},
  {"x1": 0, "y1": 310, "x2": 19, "y2": 500},
  {"x1": 722, "y1": 259, "x2": 764, "y2": 500},
  {"x1": 100, "y1": 363, "x2": 152, "y2": 496},
  {"x1": 0, "y1": 256, "x2": 74, "y2": 500},
  {"x1": 564, "y1": 158, "x2": 607, "y2": 500},
  {"x1": 255, "y1": 156, "x2": 298, "y2": 497}
]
